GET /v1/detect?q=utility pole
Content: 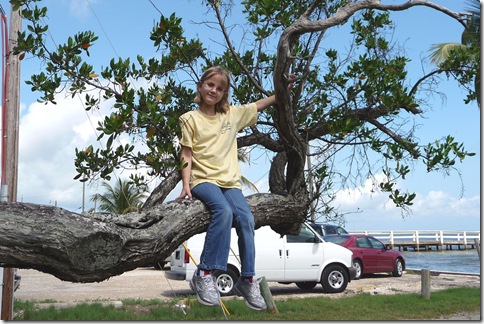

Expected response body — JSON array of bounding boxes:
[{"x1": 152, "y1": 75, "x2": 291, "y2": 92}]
[
  {"x1": 1, "y1": 4, "x2": 21, "y2": 321},
  {"x1": 306, "y1": 142, "x2": 315, "y2": 222}
]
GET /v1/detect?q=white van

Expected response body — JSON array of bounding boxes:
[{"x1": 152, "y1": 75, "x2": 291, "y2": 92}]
[{"x1": 166, "y1": 222, "x2": 356, "y2": 295}]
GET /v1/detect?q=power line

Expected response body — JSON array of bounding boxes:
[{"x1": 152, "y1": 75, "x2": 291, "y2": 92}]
[
  {"x1": 86, "y1": 0, "x2": 120, "y2": 58},
  {"x1": 80, "y1": 0, "x2": 163, "y2": 207},
  {"x1": 147, "y1": 0, "x2": 162, "y2": 15}
]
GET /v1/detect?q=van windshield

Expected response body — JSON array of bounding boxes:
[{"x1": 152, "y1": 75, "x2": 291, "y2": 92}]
[
  {"x1": 286, "y1": 224, "x2": 319, "y2": 243},
  {"x1": 326, "y1": 225, "x2": 348, "y2": 235}
]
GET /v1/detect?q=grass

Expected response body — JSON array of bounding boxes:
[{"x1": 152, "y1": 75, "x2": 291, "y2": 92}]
[{"x1": 13, "y1": 287, "x2": 480, "y2": 321}]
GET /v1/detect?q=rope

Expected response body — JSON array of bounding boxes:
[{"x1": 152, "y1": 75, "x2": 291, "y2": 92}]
[{"x1": 160, "y1": 262, "x2": 187, "y2": 315}]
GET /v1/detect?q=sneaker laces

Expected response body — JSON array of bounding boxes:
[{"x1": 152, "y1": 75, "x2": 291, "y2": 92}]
[
  {"x1": 247, "y1": 280, "x2": 263, "y2": 298},
  {"x1": 201, "y1": 275, "x2": 219, "y2": 296}
]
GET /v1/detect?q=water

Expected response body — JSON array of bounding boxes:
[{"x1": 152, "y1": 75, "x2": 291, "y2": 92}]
[{"x1": 401, "y1": 249, "x2": 481, "y2": 274}]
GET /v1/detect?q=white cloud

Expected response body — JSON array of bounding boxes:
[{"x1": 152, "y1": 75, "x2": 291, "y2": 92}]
[
  {"x1": 17, "y1": 95, "x2": 102, "y2": 210},
  {"x1": 240, "y1": 162, "x2": 480, "y2": 232},
  {"x1": 16, "y1": 81, "x2": 179, "y2": 212},
  {"x1": 412, "y1": 191, "x2": 480, "y2": 218},
  {"x1": 336, "y1": 175, "x2": 480, "y2": 231}
]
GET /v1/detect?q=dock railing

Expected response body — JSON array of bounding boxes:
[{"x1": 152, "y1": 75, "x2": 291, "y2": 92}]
[{"x1": 348, "y1": 230, "x2": 481, "y2": 251}]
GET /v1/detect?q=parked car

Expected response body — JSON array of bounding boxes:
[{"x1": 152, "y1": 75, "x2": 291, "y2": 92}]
[
  {"x1": 166, "y1": 222, "x2": 357, "y2": 295},
  {"x1": 323, "y1": 234, "x2": 405, "y2": 280},
  {"x1": 308, "y1": 223, "x2": 348, "y2": 237}
]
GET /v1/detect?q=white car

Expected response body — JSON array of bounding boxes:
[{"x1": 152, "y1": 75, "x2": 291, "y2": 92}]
[{"x1": 166, "y1": 222, "x2": 356, "y2": 295}]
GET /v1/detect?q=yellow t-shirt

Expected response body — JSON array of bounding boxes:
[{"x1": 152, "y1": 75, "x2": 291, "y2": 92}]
[{"x1": 179, "y1": 103, "x2": 258, "y2": 189}]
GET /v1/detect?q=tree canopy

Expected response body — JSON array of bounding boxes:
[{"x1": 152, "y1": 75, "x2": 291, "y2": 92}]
[{"x1": 0, "y1": 0, "x2": 478, "y2": 282}]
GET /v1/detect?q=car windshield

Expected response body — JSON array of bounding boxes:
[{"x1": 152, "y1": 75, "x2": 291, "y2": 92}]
[
  {"x1": 308, "y1": 224, "x2": 323, "y2": 236},
  {"x1": 325, "y1": 225, "x2": 348, "y2": 235},
  {"x1": 324, "y1": 226, "x2": 339, "y2": 235},
  {"x1": 309, "y1": 223, "x2": 349, "y2": 236},
  {"x1": 323, "y1": 235, "x2": 348, "y2": 245}
]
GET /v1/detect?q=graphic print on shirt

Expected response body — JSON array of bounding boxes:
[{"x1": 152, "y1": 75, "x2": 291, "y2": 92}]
[{"x1": 221, "y1": 121, "x2": 232, "y2": 134}]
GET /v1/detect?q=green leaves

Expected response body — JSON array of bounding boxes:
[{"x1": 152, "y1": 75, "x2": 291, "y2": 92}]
[
  {"x1": 424, "y1": 136, "x2": 476, "y2": 172},
  {"x1": 379, "y1": 178, "x2": 416, "y2": 208}
]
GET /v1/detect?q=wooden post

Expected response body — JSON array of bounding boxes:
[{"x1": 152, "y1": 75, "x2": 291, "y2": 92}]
[
  {"x1": 420, "y1": 269, "x2": 430, "y2": 300},
  {"x1": 258, "y1": 276, "x2": 279, "y2": 314},
  {"x1": 0, "y1": 4, "x2": 21, "y2": 321}
]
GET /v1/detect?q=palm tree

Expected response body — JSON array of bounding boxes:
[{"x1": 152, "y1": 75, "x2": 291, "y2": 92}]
[
  {"x1": 91, "y1": 178, "x2": 148, "y2": 214},
  {"x1": 429, "y1": 0, "x2": 480, "y2": 107},
  {"x1": 429, "y1": 0, "x2": 479, "y2": 63},
  {"x1": 238, "y1": 148, "x2": 259, "y2": 193}
]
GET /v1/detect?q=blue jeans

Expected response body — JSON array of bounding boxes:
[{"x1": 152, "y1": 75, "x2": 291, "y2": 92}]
[{"x1": 192, "y1": 182, "x2": 256, "y2": 277}]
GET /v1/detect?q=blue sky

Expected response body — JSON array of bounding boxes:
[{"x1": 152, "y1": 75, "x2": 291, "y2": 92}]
[{"x1": 4, "y1": 0, "x2": 480, "y2": 231}]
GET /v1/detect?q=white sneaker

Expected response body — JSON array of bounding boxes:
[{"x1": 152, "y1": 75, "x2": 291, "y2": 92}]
[
  {"x1": 189, "y1": 271, "x2": 220, "y2": 306},
  {"x1": 234, "y1": 278, "x2": 267, "y2": 311}
]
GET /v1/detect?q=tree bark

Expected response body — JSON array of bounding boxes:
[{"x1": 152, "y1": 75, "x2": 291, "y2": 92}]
[
  {"x1": 0, "y1": 193, "x2": 306, "y2": 283},
  {"x1": 142, "y1": 170, "x2": 180, "y2": 208}
]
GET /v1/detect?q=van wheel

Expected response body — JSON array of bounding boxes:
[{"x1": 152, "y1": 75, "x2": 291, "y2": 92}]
[
  {"x1": 296, "y1": 281, "x2": 317, "y2": 290},
  {"x1": 212, "y1": 269, "x2": 238, "y2": 296},
  {"x1": 320, "y1": 264, "x2": 348, "y2": 293}
]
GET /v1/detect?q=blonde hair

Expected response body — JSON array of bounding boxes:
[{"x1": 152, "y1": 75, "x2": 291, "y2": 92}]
[{"x1": 194, "y1": 66, "x2": 230, "y2": 114}]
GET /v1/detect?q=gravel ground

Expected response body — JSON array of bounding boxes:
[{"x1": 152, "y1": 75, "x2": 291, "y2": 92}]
[{"x1": 13, "y1": 267, "x2": 481, "y2": 320}]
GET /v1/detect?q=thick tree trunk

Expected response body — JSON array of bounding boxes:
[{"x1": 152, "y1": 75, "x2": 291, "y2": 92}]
[{"x1": 0, "y1": 193, "x2": 306, "y2": 283}]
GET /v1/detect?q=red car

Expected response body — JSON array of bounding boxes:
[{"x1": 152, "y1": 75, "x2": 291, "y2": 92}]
[{"x1": 324, "y1": 234, "x2": 405, "y2": 280}]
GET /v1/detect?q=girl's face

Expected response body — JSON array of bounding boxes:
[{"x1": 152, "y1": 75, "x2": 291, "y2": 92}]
[{"x1": 198, "y1": 73, "x2": 228, "y2": 107}]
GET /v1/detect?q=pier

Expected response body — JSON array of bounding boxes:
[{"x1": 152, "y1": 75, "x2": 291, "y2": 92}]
[{"x1": 348, "y1": 230, "x2": 481, "y2": 251}]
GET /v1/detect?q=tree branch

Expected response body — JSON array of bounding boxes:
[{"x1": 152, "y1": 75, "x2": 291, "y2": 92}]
[{"x1": 0, "y1": 194, "x2": 306, "y2": 283}]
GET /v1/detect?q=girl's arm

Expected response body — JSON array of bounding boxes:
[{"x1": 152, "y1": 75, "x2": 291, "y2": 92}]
[
  {"x1": 255, "y1": 95, "x2": 276, "y2": 112},
  {"x1": 177, "y1": 145, "x2": 193, "y2": 200}
]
